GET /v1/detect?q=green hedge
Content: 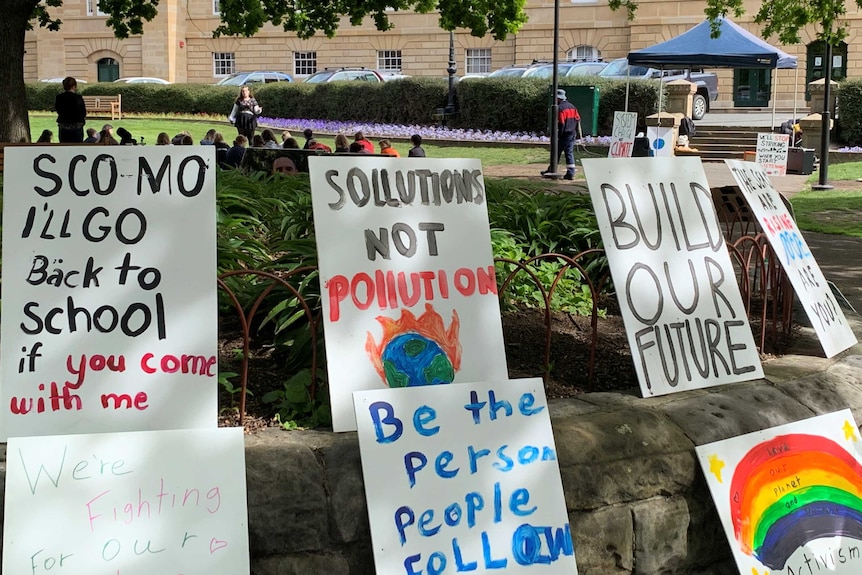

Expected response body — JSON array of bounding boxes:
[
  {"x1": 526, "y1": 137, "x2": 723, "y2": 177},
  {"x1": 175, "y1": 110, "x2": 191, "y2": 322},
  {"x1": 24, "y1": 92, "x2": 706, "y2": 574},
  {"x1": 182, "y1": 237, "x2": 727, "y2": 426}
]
[
  {"x1": 29, "y1": 77, "x2": 663, "y2": 136},
  {"x1": 837, "y1": 79, "x2": 862, "y2": 146}
]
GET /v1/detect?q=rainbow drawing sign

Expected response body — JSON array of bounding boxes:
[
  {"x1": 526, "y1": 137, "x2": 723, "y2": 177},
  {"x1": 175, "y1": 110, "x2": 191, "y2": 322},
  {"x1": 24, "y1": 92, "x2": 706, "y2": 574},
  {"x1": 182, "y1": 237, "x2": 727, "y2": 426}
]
[
  {"x1": 309, "y1": 156, "x2": 509, "y2": 432},
  {"x1": 0, "y1": 147, "x2": 217, "y2": 440},
  {"x1": 3, "y1": 427, "x2": 249, "y2": 574},
  {"x1": 353, "y1": 378, "x2": 578, "y2": 574},
  {"x1": 725, "y1": 159, "x2": 856, "y2": 358},
  {"x1": 582, "y1": 157, "x2": 763, "y2": 397},
  {"x1": 696, "y1": 409, "x2": 862, "y2": 575}
]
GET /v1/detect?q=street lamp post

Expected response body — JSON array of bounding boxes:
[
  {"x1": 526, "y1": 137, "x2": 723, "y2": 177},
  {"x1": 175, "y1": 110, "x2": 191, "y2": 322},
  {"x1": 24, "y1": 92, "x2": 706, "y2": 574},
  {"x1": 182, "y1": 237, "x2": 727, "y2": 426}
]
[
  {"x1": 446, "y1": 31, "x2": 457, "y2": 114},
  {"x1": 542, "y1": 0, "x2": 562, "y2": 179},
  {"x1": 813, "y1": 41, "x2": 834, "y2": 190}
]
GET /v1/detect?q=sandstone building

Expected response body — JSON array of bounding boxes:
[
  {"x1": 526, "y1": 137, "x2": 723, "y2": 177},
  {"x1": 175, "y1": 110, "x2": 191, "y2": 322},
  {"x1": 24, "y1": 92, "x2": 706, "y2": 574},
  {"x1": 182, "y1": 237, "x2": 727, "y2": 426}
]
[{"x1": 24, "y1": 0, "x2": 856, "y2": 111}]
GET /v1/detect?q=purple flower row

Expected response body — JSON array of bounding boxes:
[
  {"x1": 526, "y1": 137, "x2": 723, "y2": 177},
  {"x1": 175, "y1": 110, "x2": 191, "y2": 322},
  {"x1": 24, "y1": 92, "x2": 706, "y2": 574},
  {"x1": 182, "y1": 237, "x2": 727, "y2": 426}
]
[{"x1": 259, "y1": 116, "x2": 614, "y2": 147}]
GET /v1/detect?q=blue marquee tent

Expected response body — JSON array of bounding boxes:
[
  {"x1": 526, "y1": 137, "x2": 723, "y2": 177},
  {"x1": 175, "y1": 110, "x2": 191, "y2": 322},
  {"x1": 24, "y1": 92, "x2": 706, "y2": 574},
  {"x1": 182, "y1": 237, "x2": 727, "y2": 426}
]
[{"x1": 627, "y1": 17, "x2": 797, "y2": 70}]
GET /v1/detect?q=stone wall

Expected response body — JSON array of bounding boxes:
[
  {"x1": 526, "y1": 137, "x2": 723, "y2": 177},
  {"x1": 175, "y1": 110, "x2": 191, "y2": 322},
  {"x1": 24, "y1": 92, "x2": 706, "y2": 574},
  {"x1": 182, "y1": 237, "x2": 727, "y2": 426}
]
[
  {"x1": 235, "y1": 337, "x2": 862, "y2": 574},
  {"x1": 2, "y1": 334, "x2": 860, "y2": 574}
]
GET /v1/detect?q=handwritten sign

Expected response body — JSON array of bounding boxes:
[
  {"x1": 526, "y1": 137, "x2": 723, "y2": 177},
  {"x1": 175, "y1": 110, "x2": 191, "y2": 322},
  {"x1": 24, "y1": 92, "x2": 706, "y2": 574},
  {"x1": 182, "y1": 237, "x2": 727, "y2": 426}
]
[
  {"x1": 3, "y1": 427, "x2": 249, "y2": 574},
  {"x1": 755, "y1": 133, "x2": 790, "y2": 176},
  {"x1": 608, "y1": 112, "x2": 638, "y2": 158},
  {"x1": 354, "y1": 378, "x2": 578, "y2": 574},
  {"x1": 0, "y1": 147, "x2": 217, "y2": 440},
  {"x1": 309, "y1": 156, "x2": 509, "y2": 432},
  {"x1": 582, "y1": 157, "x2": 763, "y2": 397},
  {"x1": 696, "y1": 409, "x2": 862, "y2": 575},
  {"x1": 726, "y1": 159, "x2": 856, "y2": 356}
]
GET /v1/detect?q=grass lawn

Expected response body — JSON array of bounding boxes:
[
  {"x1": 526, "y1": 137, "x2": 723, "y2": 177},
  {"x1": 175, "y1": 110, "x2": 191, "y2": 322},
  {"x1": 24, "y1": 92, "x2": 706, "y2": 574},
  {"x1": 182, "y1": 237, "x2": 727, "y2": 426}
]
[
  {"x1": 27, "y1": 112, "x2": 549, "y2": 166},
  {"x1": 791, "y1": 161, "x2": 862, "y2": 237}
]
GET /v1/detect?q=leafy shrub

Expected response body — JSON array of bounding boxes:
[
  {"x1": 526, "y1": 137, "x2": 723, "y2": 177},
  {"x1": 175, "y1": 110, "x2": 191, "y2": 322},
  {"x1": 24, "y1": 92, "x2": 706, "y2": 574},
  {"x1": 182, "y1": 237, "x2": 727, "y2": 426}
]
[{"x1": 837, "y1": 79, "x2": 862, "y2": 146}]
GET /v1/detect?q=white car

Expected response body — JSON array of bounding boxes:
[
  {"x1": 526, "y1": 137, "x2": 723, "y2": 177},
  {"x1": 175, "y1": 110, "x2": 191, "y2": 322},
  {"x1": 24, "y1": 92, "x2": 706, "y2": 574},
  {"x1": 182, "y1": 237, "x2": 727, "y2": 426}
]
[
  {"x1": 113, "y1": 77, "x2": 172, "y2": 84},
  {"x1": 40, "y1": 77, "x2": 88, "y2": 83}
]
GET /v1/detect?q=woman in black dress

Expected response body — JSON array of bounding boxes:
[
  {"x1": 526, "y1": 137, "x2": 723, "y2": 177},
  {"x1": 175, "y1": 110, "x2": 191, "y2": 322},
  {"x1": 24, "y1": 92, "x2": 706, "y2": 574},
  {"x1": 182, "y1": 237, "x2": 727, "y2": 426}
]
[{"x1": 228, "y1": 85, "x2": 262, "y2": 140}]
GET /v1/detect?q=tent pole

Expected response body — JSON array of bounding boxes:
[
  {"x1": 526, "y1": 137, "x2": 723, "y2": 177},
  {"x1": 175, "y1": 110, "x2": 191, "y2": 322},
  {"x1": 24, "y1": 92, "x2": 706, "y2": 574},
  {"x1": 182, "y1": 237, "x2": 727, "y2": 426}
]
[
  {"x1": 771, "y1": 68, "x2": 777, "y2": 131},
  {"x1": 625, "y1": 65, "x2": 631, "y2": 112},
  {"x1": 793, "y1": 66, "x2": 799, "y2": 121}
]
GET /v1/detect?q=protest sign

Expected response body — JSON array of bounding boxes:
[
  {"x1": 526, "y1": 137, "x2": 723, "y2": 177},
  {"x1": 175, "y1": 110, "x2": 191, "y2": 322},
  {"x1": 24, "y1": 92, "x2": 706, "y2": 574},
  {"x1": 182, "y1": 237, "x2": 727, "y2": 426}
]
[
  {"x1": 608, "y1": 111, "x2": 638, "y2": 158},
  {"x1": 0, "y1": 147, "x2": 217, "y2": 440},
  {"x1": 696, "y1": 409, "x2": 862, "y2": 575},
  {"x1": 646, "y1": 126, "x2": 674, "y2": 157},
  {"x1": 3, "y1": 427, "x2": 249, "y2": 574},
  {"x1": 755, "y1": 133, "x2": 790, "y2": 176},
  {"x1": 581, "y1": 157, "x2": 763, "y2": 397},
  {"x1": 309, "y1": 156, "x2": 509, "y2": 432},
  {"x1": 726, "y1": 159, "x2": 856, "y2": 357},
  {"x1": 354, "y1": 378, "x2": 577, "y2": 574}
]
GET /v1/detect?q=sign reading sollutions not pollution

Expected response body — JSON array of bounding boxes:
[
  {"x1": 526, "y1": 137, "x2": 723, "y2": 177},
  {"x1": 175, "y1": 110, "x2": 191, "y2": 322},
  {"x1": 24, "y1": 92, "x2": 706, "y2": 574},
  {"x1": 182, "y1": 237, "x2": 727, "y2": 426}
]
[
  {"x1": 582, "y1": 156, "x2": 764, "y2": 397},
  {"x1": 309, "y1": 156, "x2": 509, "y2": 432},
  {"x1": 0, "y1": 147, "x2": 217, "y2": 440}
]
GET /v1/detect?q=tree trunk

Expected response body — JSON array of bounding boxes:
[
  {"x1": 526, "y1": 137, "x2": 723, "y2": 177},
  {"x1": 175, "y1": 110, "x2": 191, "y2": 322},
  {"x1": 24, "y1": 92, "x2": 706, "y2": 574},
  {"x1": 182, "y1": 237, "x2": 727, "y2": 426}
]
[{"x1": 0, "y1": 0, "x2": 37, "y2": 143}]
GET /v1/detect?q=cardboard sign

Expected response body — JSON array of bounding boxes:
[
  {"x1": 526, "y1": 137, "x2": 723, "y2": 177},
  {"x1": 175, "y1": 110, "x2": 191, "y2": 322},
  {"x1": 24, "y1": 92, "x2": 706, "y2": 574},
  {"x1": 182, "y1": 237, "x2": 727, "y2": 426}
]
[
  {"x1": 608, "y1": 112, "x2": 638, "y2": 158},
  {"x1": 3, "y1": 427, "x2": 249, "y2": 574},
  {"x1": 0, "y1": 147, "x2": 217, "y2": 440},
  {"x1": 354, "y1": 378, "x2": 578, "y2": 574},
  {"x1": 726, "y1": 160, "x2": 856, "y2": 357},
  {"x1": 696, "y1": 409, "x2": 862, "y2": 575},
  {"x1": 582, "y1": 157, "x2": 763, "y2": 397},
  {"x1": 755, "y1": 133, "x2": 790, "y2": 177},
  {"x1": 309, "y1": 156, "x2": 509, "y2": 432},
  {"x1": 646, "y1": 126, "x2": 674, "y2": 157}
]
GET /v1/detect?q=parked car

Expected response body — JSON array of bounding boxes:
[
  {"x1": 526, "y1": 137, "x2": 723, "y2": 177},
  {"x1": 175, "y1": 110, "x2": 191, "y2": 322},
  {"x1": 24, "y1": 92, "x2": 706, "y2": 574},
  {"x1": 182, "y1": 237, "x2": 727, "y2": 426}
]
[
  {"x1": 564, "y1": 61, "x2": 608, "y2": 76},
  {"x1": 216, "y1": 71, "x2": 293, "y2": 86},
  {"x1": 523, "y1": 61, "x2": 604, "y2": 79},
  {"x1": 488, "y1": 66, "x2": 530, "y2": 78},
  {"x1": 40, "y1": 77, "x2": 87, "y2": 83},
  {"x1": 597, "y1": 58, "x2": 718, "y2": 120},
  {"x1": 303, "y1": 68, "x2": 384, "y2": 83},
  {"x1": 113, "y1": 77, "x2": 171, "y2": 84}
]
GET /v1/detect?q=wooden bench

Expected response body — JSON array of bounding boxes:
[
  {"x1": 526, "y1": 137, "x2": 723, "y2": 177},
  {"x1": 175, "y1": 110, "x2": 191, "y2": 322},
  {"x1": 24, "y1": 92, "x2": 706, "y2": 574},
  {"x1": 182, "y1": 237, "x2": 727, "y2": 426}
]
[{"x1": 82, "y1": 94, "x2": 122, "y2": 120}]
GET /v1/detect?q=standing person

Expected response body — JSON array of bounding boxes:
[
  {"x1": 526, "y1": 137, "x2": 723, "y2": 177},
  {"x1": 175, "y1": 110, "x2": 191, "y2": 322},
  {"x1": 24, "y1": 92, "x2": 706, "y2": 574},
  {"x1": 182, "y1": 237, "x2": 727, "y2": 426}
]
[
  {"x1": 379, "y1": 139, "x2": 400, "y2": 157},
  {"x1": 542, "y1": 89, "x2": 579, "y2": 180},
  {"x1": 408, "y1": 134, "x2": 426, "y2": 157},
  {"x1": 228, "y1": 85, "x2": 262, "y2": 140},
  {"x1": 54, "y1": 76, "x2": 87, "y2": 143}
]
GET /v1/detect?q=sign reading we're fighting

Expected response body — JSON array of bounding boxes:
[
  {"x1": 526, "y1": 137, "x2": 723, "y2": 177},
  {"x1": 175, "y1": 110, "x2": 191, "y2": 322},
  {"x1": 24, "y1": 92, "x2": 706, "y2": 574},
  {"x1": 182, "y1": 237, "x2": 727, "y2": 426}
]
[
  {"x1": 354, "y1": 378, "x2": 577, "y2": 574},
  {"x1": 0, "y1": 147, "x2": 217, "y2": 440}
]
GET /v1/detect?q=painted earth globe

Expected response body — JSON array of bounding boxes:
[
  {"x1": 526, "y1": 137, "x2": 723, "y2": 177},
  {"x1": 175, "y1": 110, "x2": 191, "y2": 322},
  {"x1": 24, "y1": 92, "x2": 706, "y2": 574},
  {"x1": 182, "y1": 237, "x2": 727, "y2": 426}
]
[{"x1": 381, "y1": 333, "x2": 455, "y2": 388}]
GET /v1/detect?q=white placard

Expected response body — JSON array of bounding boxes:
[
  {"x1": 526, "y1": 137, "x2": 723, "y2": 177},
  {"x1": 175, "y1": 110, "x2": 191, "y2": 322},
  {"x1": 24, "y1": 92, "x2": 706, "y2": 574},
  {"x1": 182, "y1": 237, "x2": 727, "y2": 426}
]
[
  {"x1": 3, "y1": 427, "x2": 249, "y2": 574},
  {"x1": 581, "y1": 156, "x2": 763, "y2": 397},
  {"x1": 0, "y1": 146, "x2": 217, "y2": 440},
  {"x1": 646, "y1": 126, "x2": 674, "y2": 157},
  {"x1": 309, "y1": 156, "x2": 509, "y2": 432},
  {"x1": 755, "y1": 133, "x2": 790, "y2": 176},
  {"x1": 695, "y1": 409, "x2": 862, "y2": 575},
  {"x1": 726, "y1": 159, "x2": 856, "y2": 356},
  {"x1": 354, "y1": 378, "x2": 578, "y2": 574},
  {"x1": 608, "y1": 112, "x2": 638, "y2": 158}
]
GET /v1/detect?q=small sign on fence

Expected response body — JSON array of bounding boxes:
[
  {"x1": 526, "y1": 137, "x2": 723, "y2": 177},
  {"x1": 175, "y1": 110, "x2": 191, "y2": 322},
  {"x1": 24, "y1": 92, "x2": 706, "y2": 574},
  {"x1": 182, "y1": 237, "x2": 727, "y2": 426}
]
[
  {"x1": 608, "y1": 111, "x2": 638, "y2": 158},
  {"x1": 754, "y1": 132, "x2": 790, "y2": 176}
]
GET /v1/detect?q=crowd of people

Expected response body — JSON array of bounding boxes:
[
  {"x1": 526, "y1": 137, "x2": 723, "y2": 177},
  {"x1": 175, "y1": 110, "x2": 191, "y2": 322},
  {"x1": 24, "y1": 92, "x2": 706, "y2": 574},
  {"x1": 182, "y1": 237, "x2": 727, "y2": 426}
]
[{"x1": 48, "y1": 77, "x2": 429, "y2": 172}]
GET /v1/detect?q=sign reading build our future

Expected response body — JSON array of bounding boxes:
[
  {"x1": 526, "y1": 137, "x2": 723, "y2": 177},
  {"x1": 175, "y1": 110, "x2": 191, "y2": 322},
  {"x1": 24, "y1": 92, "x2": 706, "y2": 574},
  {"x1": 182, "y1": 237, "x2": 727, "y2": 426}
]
[
  {"x1": 354, "y1": 378, "x2": 577, "y2": 574},
  {"x1": 309, "y1": 157, "x2": 508, "y2": 432},
  {"x1": 726, "y1": 159, "x2": 857, "y2": 357},
  {"x1": 582, "y1": 156, "x2": 764, "y2": 397},
  {"x1": 3, "y1": 427, "x2": 249, "y2": 574},
  {"x1": 0, "y1": 147, "x2": 217, "y2": 440}
]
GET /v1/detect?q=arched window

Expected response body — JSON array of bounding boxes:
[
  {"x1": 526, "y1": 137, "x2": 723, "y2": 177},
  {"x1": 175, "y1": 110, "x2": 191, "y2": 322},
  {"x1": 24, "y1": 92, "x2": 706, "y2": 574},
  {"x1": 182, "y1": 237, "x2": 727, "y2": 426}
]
[
  {"x1": 97, "y1": 58, "x2": 120, "y2": 82},
  {"x1": 566, "y1": 45, "x2": 601, "y2": 62}
]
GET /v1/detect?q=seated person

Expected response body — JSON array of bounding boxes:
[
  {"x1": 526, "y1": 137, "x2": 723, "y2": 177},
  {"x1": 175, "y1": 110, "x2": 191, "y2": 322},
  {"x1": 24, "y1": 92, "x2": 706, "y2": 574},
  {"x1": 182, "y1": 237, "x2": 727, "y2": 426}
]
[{"x1": 379, "y1": 139, "x2": 400, "y2": 157}]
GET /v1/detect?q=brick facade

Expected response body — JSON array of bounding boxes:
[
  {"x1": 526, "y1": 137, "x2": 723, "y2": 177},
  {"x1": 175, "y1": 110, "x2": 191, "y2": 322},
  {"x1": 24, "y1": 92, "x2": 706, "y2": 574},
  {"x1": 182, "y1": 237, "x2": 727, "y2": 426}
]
[{"x1": 25, "y1": 0, "x2": 859, "y2": 110}]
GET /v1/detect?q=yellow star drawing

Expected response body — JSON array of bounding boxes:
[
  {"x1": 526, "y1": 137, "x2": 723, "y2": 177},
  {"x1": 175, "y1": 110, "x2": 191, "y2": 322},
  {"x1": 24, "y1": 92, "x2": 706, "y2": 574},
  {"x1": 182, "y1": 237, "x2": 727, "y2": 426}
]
[
  {"x1": 752, "y1": 568, "x2": 770, "y2": 575},
  {"x1": 708, "y1": 454, "x2": 726, "y2": 483},
  {"x1": 844, "y1": 420, "x2": 859, "y2": 442}
]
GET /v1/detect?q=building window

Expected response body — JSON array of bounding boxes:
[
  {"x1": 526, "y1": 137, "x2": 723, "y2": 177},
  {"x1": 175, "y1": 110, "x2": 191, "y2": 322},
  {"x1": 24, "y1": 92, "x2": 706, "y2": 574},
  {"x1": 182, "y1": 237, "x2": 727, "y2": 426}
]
[
  {"x1": 465, "y1": 48, "x2": 491, "y2": 74},
  {"x1": 567, "y1": 45, "x2": 601, "y2": 62},
  {"x1": 213, "y1": 0, "x2": 220, "y2": 14},
  {"x1": 294, "y1": 52, "x2": 317, "y2": 76},
  {"x1": 87, "y1": 0, "x2": 107, "y2": 16},
  {"x1": 377, "y1": 50, "x2": 402, "y2": 72},
  {"x1": 213, "y1": 52, "x2": 235, "y2": 76}
]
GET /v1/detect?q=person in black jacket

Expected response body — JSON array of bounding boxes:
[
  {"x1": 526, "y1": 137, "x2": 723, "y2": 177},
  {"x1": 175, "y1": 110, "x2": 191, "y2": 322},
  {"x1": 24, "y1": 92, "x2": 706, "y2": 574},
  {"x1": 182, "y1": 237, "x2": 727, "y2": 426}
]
[{"x1": 54, "y1": 77, "x2": 87, "y2": 143}]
